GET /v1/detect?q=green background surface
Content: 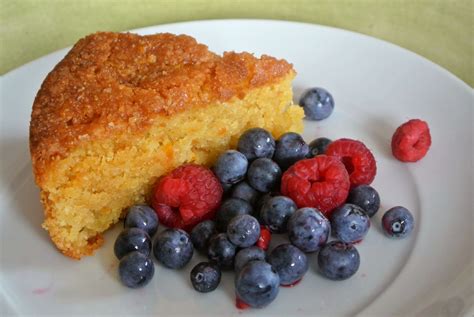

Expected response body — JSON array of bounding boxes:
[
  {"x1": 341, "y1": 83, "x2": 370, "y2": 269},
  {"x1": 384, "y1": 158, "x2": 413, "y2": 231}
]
[{"x1": 1, "y1": 0, "x2": 473, "y2": 86}]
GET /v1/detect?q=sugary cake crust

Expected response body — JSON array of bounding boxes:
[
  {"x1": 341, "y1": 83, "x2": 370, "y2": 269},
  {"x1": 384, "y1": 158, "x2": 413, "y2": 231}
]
[{"x1": 30, "y1": 32, "x2": 294, "y2": 185}]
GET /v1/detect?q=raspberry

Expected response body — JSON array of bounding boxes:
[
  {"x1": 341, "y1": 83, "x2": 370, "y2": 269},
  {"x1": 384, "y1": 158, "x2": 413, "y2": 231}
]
[
  {"x1": 256, "y1": 226, "x2": 271, "y2": 251},
  {"x1": 392, "y1": 119, "x2": 431, "y2": 162},
  {"x1": 281, "y1": 156, "x2": 350, "y2": 216},
  {"x1": 325, "y1": 138, "x2": 377, "y2": 186},
  {"x1": 152, "y1": 164, "x2": 223, "y2": 231}
]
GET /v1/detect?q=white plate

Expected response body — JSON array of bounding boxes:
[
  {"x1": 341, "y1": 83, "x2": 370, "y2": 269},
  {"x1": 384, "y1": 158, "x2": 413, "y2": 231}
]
[{"x1": 0, "y1": 20, "x2": 472, "y2": 317}]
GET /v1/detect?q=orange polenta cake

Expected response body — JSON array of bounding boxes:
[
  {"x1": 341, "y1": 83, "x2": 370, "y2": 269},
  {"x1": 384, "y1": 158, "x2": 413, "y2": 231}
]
[{"x1": 29, "y1": 32, "x2": 303, "y2": 259}]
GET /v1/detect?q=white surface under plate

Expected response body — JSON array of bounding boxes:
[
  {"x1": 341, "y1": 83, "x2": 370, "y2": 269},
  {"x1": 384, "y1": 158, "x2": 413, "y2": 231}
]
[{"x1": 0, "y1": 20, "x2": 473, "y2": 317}]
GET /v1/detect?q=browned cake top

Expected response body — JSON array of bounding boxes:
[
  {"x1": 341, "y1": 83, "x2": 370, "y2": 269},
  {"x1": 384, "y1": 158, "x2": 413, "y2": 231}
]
[{"x1": 29, "y1": 32, "x2": 293, "y2": 180}]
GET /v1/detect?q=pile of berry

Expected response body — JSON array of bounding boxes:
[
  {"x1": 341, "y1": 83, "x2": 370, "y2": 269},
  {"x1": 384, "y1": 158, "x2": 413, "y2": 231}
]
[{"x1": 113, "y1": 87, "x2": 430, "y2": 310}]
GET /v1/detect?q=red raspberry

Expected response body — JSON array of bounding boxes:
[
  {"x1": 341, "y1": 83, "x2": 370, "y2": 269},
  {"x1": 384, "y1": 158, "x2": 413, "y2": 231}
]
[
  {"x1": 281, "y1": 156, "x2": 350, "y2": 216},
  {"x1": 392, "y1": 119, "x2": 431, "y2": 162},
  {"x1": 256, "y1": 226, "x2": 271, "y2": 251},
  {"x1": 152, "y1": 164, "x2": 223, "y2": 231},
  {"x1": 326, "y1": 138, "x2": 377, "y2": 186}
]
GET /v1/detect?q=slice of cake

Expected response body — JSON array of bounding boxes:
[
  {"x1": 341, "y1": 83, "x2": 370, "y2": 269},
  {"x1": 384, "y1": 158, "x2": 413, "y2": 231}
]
[{"x1": 30, "y1": 32, "x2": 304, "y2": 259}]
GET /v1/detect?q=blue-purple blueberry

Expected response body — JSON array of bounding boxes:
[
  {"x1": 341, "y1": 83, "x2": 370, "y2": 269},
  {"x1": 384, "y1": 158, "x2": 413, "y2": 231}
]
[
  {"x1": 331, "y1": 204, "x2": 370, "y2": 244},
  {"x1": 153, "y1": 229, "x2": 193, "y2": 269},
  {"x1": 234, "y1": 246, "x2": 267, "y2": 273},
  {"x1": 255, "y1": 191, "x2": 281, "y2": 214},
  {"x1": 207, "y1": 233, "x2": 237, "y2": 269},
  {"x1": 347, "y1": 185, "x2": 380, "y2": 217},
  {"x1": 382, "y1": 206, "x2": 414, "y2": 238},
  {"x1": 190, "y1": 220, "x2": 217, "y2": 252},
  {"x1": 273, "y1": 132, "x2": 309, "y2": 170},
  {"x1": 118, "y1": 251, "x2": 154, "y2": 288},
  {"x1": 114, "y1": 228, "x2": 151, "y2": 260},
  {"x1": 260, "y1": 196, "x2": 297, "y2": 233},
  {"x1": 235, "y1": 260, "x2": 280, "y2": 308},
  {"x1": 267, "y1": 244, "x2": 308, "y2": 286},
  {"x1": 215, "y1": 198, "x2": 253, "y2": 232},
  {"x1": 247, "y1": 158, "x2": 281, "y2": 193},
  {"x1": 190, "y1": 262, "x2": 221, "y2": 293},
  {"x1": 308, "y1": 137, "x2": 332, "y2": 157},
  {"x1": 227, "y1": 214, "x2": 260, "y2": 248},
  {"x1": 237, "y1": 128, "x2": 276, "y2": 161},
  {"x1": 213, "y1": 150, "x2": 248, "y2": 186},
  {"x1": 318, "y1": 241, "x2": 360, "y2": 280},
  {"x1": 221, "y1": 182, "x2": 233, "y2": 193},
  {"x1": 124, "y1": 205, "x2": 159, "y2": 236},
  {"x1": 232, "y1": 181, "x2": 260, "y2": 206},
  {"x1": 287, "y1": 207, "x2": 330, "y2": 253},
  {"x1": 299, "y1": 87, "x2": 335, "y2": 121}
]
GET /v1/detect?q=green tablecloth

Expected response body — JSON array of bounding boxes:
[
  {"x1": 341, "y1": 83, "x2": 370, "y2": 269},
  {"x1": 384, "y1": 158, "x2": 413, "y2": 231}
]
[{"x1": 1, "y1": 0, "x2": 472, "y2": 86}]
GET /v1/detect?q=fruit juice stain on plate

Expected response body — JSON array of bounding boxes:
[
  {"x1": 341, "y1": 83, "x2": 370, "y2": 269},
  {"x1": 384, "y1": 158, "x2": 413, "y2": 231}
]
[
  {"x1": 108, "y1": 262, "x2": 117, "y2": 271},
  {"x1": 235, "y1": 298, "x2": 250, "y2": 310},
  {"x1": 281, "y1": 278, "x2": 302, "y2": 288},
  {"x1": 32, "y1": 281, "x2": 53, "y2": 295}
]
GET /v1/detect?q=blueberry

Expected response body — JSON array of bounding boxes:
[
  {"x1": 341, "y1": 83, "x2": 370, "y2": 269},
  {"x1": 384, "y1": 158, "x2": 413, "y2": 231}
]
[
  {"x1": 234, "y1": 246, "x2": 267, "y2": 273},
  {"x1": 232, "y1": 181, "x2": 260, "y2": 206},
  {"x1": 118, "y1": 251, "x2": 154, "y2": 288},
  {"x1": 308, "y1": 137, "x2": 332, "y2": 157},
  {"x1": 247, "y1": 158, "x2": 282, "y2": 193},
  {"x1": 273, "y1": 132, "x2": 309, "y2": 170},
  {"x1": 347, "y1": 185, "x2": 380, "y2": 217},
  {"x1": 287, "y1": 207, "x2": 330, "y2": 253},
  {"x1": 382, "y1": 206, "x2": 414, "y2": 238},
  {"x1": 114, "y1": 228, "x2": 151, "y2": 260},
  {"x1": 235, "y1": 260, "x2": 280, "y2": 308},
  {"x1": 190, "y1": 220, "x2": 217, "y2": 253},
  {"x1": 124, "y1": 205, "x2": 159, "y2": 237},
  {"x1": 213, "y1": 150, "x2": 248, "y2": 186},
  {"x1": 215, "y1": 198, "x2": 253, "y2": 232},
  {"x1": 268, "y1": 244, "x2": 308, "y2": 286},
  {"x1": 299, "y1": 87, "x2": 335, "y2": 121},
  {"x1": 260, "y1": 196, "x2": 297, "y2": 233},
  {"x1": 237, "y1": 128, "x2": 276, "y2": 161},
  {"x1": 227, "y1": 214, "x2": 260, "y2": 248},
  {"x1": 331, "y1": 204, "x2": 370, "y2": 244},
  {"x1": 190, "y1": 262, "x2": 221, "y2": 293},
  {"x1": 207, "y1": 233, "x2": 237, "y2": 269},
  {"x1": 221, "y1": 182, "x2": 233, "y2": 193},
  {"x1": 255, "y1": 191, "x2": 281, "y2": 214},
  {"x1": 318, "y1": 241, "x2": 360, "y2": 280},
  {"x1": 153, "y1": 229, "x2": 193, "y2": 269}
]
